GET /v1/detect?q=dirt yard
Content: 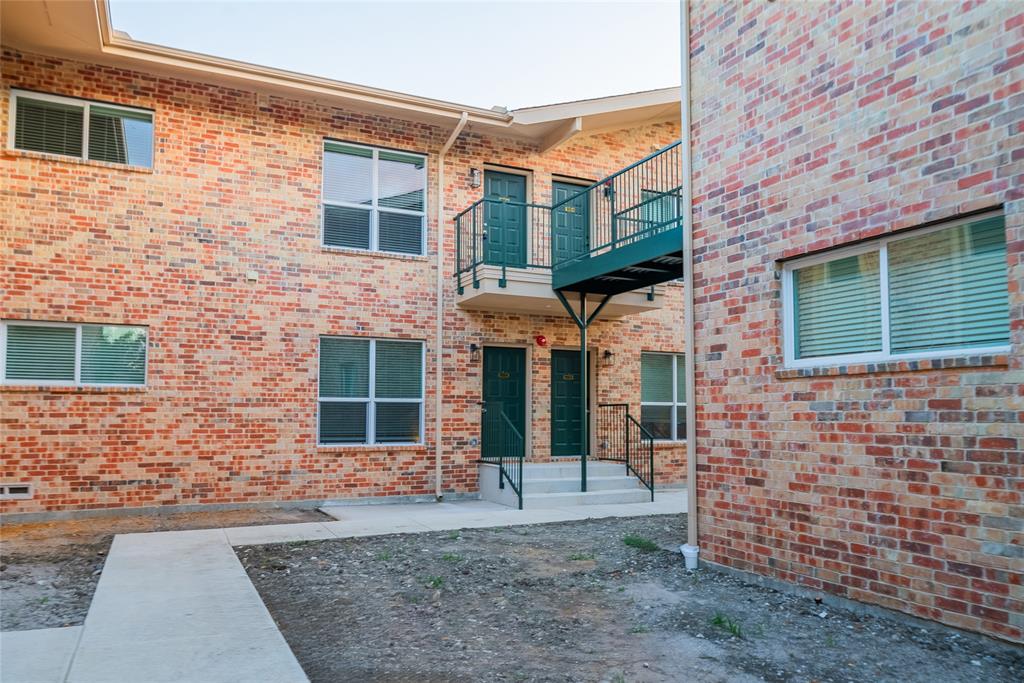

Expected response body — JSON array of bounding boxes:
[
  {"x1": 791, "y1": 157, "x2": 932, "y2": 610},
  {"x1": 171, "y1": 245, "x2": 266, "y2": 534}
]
[
  {"x1": 0, "y1": 507, "x2": 327, "y2": 630},
  {"x1": 240, "y1": 515, "x2": 1022, "y2": 683}
]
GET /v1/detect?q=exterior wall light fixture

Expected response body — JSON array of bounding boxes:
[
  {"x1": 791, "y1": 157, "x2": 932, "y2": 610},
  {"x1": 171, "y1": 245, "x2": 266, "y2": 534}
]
[
  {"x1": 469, "y1": 168, "x2": 482, "y2": 188},
  {"x1": 469, "y1": 343, "x2": 481, "y2": 361}
]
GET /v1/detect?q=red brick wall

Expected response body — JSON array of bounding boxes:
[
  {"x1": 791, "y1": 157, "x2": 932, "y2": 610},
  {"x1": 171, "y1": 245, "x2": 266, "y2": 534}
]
[
  {"x1": 690, "y1": 1, "x2": 1023, "y2": 642},
  {"x1": 0, "y1": 49, "x2": 685, "y2": 514}
]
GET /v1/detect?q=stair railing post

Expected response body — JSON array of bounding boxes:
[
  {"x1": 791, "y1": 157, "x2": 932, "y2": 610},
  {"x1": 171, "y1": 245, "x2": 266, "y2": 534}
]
[{"x1": 580, "y1": 292, "x2": 588, "y2": 493}]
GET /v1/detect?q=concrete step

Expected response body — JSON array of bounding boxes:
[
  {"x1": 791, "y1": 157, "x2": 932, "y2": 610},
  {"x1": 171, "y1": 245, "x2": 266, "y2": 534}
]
[
  {"x1": 525, "y1": 475, "x2": 643, "y2": 494},
  {"x1": 522, "y1": 461, "x2": 626, "y2": 480},
  {"x1": 521, "y1": 487, "x2": 652, "y2": 509}
]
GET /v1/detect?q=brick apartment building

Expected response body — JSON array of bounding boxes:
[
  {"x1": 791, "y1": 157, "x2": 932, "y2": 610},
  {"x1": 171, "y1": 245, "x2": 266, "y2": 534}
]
[
  {"x1": 685, "y1": 0, "x2": 1022, "y2": 643},
  {"x1": 1, "y1": 0, "x2": 1021, "y2": 645},
  {"x1": 0, "y1": 0, "x2": 687, "y2": 517}
]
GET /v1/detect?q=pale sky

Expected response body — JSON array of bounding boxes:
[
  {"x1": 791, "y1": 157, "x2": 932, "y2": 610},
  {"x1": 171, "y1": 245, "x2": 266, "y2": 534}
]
[{"x1": 108, "y1": 0, "x2": 681, "y2": 109}]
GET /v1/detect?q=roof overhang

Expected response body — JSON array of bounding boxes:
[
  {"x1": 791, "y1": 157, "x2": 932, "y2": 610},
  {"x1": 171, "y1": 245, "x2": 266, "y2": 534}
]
[{"x1": 1, "y1": 0, "x2": 679, "y2": 146}]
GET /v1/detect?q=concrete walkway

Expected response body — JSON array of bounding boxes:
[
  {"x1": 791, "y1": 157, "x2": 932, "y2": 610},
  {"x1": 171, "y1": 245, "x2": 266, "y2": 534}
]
[{"x1": 1, "y1": 492, "x2": 686, "y2": 683}]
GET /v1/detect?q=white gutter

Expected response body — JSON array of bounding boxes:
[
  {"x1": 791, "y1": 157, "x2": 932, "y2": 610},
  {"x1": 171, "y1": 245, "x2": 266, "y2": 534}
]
[
  {"x1": 679, "y1": 0, "x2": 700, "y2": 560},
  {"x1": 434, "y1": 112, "x2": 469, "y2": 500}
]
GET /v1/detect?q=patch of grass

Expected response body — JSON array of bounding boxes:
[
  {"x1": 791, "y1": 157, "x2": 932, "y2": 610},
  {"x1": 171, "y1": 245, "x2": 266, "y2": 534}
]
[
  {"x1": 567, "y1": 552, "x2": 595, "y2": 561},
  {"x1": 441, "y1": 553, "x2": 462, "y2": 562},
  {"x1": 423, "y1": 575, "x2": 445, "y2": 589},
  {"x1": 610, "y1": 673, "x2": 626, "y2": 683},
  {"x1": 376, "y1": 551, "x2": 392, "y2": 561},
  {"x1": 447, "y1": 531, "x2": 460, "y2": 540},
  {"x1": 629, "y1": 624, "x2": 650, "y2": 634},
  {"x1": 710, "y1": 612, "x2": 743, "y2": 639},
  {"x1": 622, "y1": 535, "x2": 659, "y2": 552}
]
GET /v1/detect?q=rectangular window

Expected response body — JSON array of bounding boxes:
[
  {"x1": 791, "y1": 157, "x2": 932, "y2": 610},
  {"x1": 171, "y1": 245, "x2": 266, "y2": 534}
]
[
  {"x1": 783, "y1": 212, "x2": 1009, "y2": 367},
  {"x1": 10, "y1": 90, "x2": 154, "y2": 168},
  {"x1": 640, "y1": 352, "x2": 687, "y2": 441},
  {"x1": 322, "y1": 142, "x2": 426, "y2": 255},
  {"x1": 1, "y1": 321, "x2": 148, "y2": 386},
  {"x1": 319, "y1": 337, "x2": 424, "y2": 445}
]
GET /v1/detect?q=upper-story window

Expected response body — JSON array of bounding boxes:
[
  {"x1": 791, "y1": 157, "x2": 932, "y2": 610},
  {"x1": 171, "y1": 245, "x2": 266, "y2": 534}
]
[
  {"x1": 322, "y1": 141, "x2": 426, "y2": 255},
  {"x1": 782, "y1": 212, "x2": 1009, "y2": 368},
  {"x1": 9, "y1": 90, "x2": 154, "y2": 168}
]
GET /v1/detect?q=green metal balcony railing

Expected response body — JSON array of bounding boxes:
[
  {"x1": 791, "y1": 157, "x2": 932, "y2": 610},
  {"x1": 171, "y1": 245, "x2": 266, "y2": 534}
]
[
  {"x1": 550, "y1": 141, "x2": 684, "y2": 293},
  {"x1": 454, "y1": 198, "x2": 552, "y2": 294}
]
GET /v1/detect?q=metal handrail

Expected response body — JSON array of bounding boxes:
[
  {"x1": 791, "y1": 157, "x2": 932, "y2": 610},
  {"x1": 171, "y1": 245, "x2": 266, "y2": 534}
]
[
  {"x1": 550, "y1": 141, "x2": 684, "y2": 272},
  {"x1": 597, "y1": 403, "x2": 654, "y2": 500},
  {"x1": 453, "y1": 198, "x2": 553, "y2": 293},
  {"x1": 550, "y1": 141, "x2": 683, "y2": 210},
  {"x1": 478, "y1": 409, "x2": 525, "y2": 510}
]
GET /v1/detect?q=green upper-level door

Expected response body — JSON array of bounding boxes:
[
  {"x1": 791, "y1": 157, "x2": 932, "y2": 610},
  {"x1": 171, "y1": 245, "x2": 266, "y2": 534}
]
[
  {"x1": 552, "y1": 181, "x2": 589, "y2": 264},
  {"x1": 484, "y1": 171, "x2": 527, "y2": 267}
]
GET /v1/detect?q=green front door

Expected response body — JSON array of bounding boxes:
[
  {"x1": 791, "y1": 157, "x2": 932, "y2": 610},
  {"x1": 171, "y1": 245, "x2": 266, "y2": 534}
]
[
  {"x1": 484, "y1": 171, "x2": 528, "y2": 267},
  {"x1": 481, "y1": 347, "x2": 526, "y2": 458},
  {"x1": 552, "y1": 181, "x2": 589, "y2": 263},
  {"x1": 551, "y1": 350, "x2": 590, "y2": 457}
]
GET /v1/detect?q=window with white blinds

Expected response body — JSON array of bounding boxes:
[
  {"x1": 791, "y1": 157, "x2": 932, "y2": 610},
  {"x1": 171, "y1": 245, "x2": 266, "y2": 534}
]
[
  {"x1": 640, "y1": 352, "x2": 687, "y2": 441},
  {"x1": 1, "y1": 322, "x2": 147, "y2": 386},
  {"x1": 783, "y1": 212, "x2": 1009, "y2": 367},
  {"x1": 322, "y1": 141, "x2": 426, "y2": 255},
  {"x1": 10, "y1": 91, "x2": 154, "y2": 167},
  {"x1": 319, "y1": 337, "x2": 424, "y2": 445}
]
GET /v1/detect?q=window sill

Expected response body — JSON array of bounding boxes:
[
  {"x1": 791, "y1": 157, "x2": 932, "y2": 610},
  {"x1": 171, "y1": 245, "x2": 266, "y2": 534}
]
[
  {"x1": 3, "y1": 148, "x2": 154, "y2": 173},
  {"x1": 318, "y1": 443, "x2": 427, "y2": 452},
  {"x1": 0, "y1": 384, "x2": 147, "y2": 394},
  {"x1": 320, "y1": 245, "x2": 429, "y2": 262},
  {"x1": 775, "y1": 353, "x2": 1010, "y2": 379}
]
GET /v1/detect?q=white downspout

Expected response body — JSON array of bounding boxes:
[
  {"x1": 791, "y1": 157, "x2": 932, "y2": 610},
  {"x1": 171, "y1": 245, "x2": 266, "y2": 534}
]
[
  {"x1": 434, "y1": 112, "x2": 469, "y2": 501},
  {"x1": 679, "y1": 0, "x2": 700, "y2": 565}
]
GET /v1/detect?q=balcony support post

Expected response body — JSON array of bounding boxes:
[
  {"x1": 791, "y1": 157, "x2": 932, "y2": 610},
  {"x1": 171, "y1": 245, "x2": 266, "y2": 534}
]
[{"x1": 554, "y1": 290, "x2": 612, "y2": 493}]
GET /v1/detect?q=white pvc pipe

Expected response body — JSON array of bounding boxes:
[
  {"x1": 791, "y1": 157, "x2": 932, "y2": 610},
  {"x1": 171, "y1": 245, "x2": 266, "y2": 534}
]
[
  {"x1": 434, "y1": 112, "x2": 469, "y2": 500},
  {"x1": 679, "y1": 0, "x2": 699, "y2": 552}
]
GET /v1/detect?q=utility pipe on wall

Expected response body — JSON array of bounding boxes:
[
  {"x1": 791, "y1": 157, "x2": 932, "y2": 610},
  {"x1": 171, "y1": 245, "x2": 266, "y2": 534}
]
[
  {"x1": 679, "y1": 0, "x2": 699, "y2": 555},
  {"x1": 434, "y1": 112, "x2": 469, "y2": 500}
]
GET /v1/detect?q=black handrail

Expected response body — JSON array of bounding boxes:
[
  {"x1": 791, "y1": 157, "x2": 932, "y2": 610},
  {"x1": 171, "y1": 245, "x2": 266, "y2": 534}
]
[
  {"x1": 597, "y1": 403, "x2": 654, "y2": 500},
  {"x1": 478, "y1": 410, "x2": 525, "y2": 509}
]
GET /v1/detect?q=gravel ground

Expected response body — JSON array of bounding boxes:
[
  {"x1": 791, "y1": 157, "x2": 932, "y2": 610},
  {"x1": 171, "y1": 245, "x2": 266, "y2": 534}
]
[
  {"x1": 0, "y1": 507, "x2": 327, "y2": 630},
  {"x1": 240, "y1": 515, "x2": 1023, "y2": 683}
]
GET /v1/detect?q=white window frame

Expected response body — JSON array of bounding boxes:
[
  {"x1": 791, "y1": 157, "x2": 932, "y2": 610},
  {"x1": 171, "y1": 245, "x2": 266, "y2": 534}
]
[
  {"x1": 8, "y1": 89, "x2": 155, "y2": 168},
  {"x1": 317, "y1": 337, "x2": 425, "y2": 447},
  {"x1": 0, "y1": 320, "x2": 148, "y2": 388},
  {"x1": 321, "y1": 141, "x2": 427, "y2": 256},
  {"x1": 781, "y1": 211, "x2": 1010, "y2": 369},
  {"x1": 640, "y1": 352, "x2": 687, "y2": 442}
]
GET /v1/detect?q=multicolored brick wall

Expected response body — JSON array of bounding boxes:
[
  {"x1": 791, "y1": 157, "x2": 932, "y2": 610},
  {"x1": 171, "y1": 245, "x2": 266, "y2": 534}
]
[
  {"x1": 689, "y1": 1, "x2": 1023, "y2": 642},
  {"x1": 0, "y1": 48, "x2": 685, "y2": 515}
]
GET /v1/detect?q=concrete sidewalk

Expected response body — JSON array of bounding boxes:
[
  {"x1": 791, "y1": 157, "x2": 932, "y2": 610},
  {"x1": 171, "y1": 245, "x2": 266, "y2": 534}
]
[{"x1": 1, "y1": 492, "x2": 686, "y2": 683}]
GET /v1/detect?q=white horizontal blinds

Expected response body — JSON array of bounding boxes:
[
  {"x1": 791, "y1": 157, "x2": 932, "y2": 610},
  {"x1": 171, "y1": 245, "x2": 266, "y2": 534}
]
[
  {"x1": 319, "y1": 338, "x2": 370, "y2": 444},
  {"x1": 80, "y1": 325, "x2": 147, "y2": 384},
  {"x1": 378, "y1": 151, "x2": 424, "y2": 211},
  {"x1": 15, "y1": 97, "x2": 84, "y2": 157},
  {"x1": 675, "y1": 354, "x2": 687, "y2": 439},
  {"x1": 4, "y1": 325, "x2": 76, "y2": 381},
  {"x1": 640, "y1": 352, "x2": 674, "y2": 440},
  {"x1": 794, "y1": 252, "x2": 882, "y2": 359},
  {"x1": 322, "y1": 142, "x2": 425, "y2": 254},
  {"x1": 888, "y1": 216, "x2": 1009, "y2": 353},
  {"x1": 87, "y1": 106, "x2": 154, "y2": 167},
  {"x1": 323, "y1": 143, "x2": 373, "y2": 250},
  {"x1": 374, "y1": 341, "x2": 422, "y2": 443}
]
